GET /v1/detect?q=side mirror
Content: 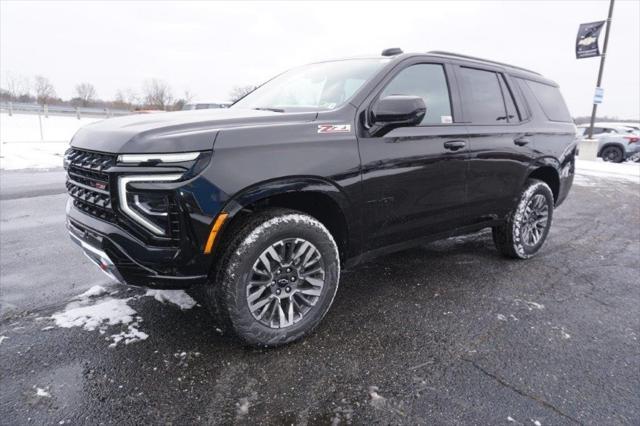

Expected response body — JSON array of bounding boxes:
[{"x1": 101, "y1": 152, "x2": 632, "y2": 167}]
[{"x1": 369, "y1": 95, "x2": 426, "y2": 136}]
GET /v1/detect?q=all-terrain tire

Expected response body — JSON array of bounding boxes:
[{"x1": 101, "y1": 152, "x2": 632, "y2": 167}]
[
  {"x1": 203, "y1": 208, "x2": 340, "y2": 347},
  {"x1": 492, "y1": 179, "x2": 554, "y2": 259}
]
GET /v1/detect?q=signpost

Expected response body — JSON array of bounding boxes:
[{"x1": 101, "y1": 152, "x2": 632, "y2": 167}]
[{"x1": 576, "y1": 0, "x2": 615, "y2": 139}]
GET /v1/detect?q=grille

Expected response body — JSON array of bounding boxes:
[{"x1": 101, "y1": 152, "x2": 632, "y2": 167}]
[
  {"x1": 66, "y1": 149, "x2": 116, "y2": 223},
  {"x1": 65, "y1": 148, "x2": 182, "y2": 246}
]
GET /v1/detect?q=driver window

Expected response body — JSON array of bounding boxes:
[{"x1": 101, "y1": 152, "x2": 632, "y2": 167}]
[{"x1": 380, "y1": 64, "x2": 452, "y2": 125}]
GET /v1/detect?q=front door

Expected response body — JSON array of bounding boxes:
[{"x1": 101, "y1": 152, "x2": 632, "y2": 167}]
[{"x1": 357, "y1": 62, "x2": 470, "y2": 251}]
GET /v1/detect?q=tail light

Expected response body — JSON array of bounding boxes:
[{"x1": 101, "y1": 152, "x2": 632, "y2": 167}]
[{"x1": 624, "y1": 136, "x2": 639, "y2": 144}]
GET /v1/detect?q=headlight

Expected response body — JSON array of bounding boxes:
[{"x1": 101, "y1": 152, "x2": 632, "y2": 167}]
[
  {"x1": 118, "y1": 174, "x2": 182, "y2": 235},
  {"x1": 117, "y1": 152, "x2": 201, "y2": 163}
]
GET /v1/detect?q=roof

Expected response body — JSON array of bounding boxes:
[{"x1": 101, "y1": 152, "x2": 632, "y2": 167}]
[{"x1": 427, "y1": 51, "x2": 541, "y2": 76}]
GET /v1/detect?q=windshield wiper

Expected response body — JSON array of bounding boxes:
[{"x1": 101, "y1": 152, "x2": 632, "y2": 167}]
[{"x1": 253, "y1": 107, "x2": 285, "y2": 113}]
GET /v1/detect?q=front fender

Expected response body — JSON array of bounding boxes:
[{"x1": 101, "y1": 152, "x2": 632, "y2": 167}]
[{"x1": 222, "y1": 176, "x2": 353, "y2": 220}]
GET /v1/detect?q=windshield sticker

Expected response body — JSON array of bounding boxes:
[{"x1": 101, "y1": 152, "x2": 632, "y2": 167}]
[
  {"x1": 318, "y1": 124, "x2": 351, "y2": 134},
  {"x1": 441, "y1": 116, "x2": 453, "y2": 124}
]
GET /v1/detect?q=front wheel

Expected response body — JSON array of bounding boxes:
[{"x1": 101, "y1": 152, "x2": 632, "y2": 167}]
[
  {"x1": 205, "y1": 208, "x2": 340, "y2": 346},
  {"x1": 493, "y1": 179, "x2": 554, "y2": 259}
]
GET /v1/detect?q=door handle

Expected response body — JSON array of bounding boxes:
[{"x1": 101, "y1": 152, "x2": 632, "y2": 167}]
[
  {"x1": 514, "y1": 136, "x2": 531, "y2": 146},
  {"x1": 443, "y1": 140, "x2": 466, "y2": 151}
]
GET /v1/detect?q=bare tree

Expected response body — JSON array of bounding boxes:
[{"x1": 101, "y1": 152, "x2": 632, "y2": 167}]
[
  {"x1": 142, "y1": 79, "x2": 173, "y2": 110},
  {"x1": 115, "y1": 88, "x2": 139, "y2": 108},
  {"x1": 74, "y1": 82, "x2": 97, "y2": 107},
  {"x1": 4, "y1": 72, "x2": 31, "y2": 100},
  {"x1": 34, "y1": 75, "x2": 57, "y2": 105},
  {"x1": 172, "y1": 89, "x2": 196, "y2": 111},
  {"x1": 229, "y1": 85, "x2": 257, "y2": 103}
]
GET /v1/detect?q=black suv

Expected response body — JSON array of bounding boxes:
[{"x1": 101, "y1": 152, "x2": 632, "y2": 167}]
[{"x1": 65, "y1": 49, "x2": 576, "y2": 346}]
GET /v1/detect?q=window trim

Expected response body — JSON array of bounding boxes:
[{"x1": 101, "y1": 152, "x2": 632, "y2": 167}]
[
  {"x1": 456, "y1": 65, "x2": 531, "y2": 127},
  {"x1": 362, "y1": 60, "x2": 458, "y2": 129},
  {"x1": 497, "y1": 74, "x2": 521, "y2": 123},
  {"x1": 503, "y1": 73, "x2": 532, "y2": 122},
  {"x1": 452, "y1": 62, "x2": 532, "y2": 127}
]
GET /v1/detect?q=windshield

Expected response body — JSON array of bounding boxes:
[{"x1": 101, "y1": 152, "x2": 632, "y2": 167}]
[{"x1": 232, "y1": 59, "x2": 389, "y2": 112}]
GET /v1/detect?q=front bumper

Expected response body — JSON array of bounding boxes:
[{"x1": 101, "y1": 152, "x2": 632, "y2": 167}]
[{"x1": 67, "y1": 199, "x2": 209, "y2": 289}]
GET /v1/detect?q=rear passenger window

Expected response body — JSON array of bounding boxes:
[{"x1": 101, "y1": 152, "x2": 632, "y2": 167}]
[
  {"x1": 380, "y1": 64, "x2": 452, "y2": 125},
  {"x1": 520, "y1": 79, "x2": 572, "y2": 122},
  {"x1": 458, "y1": 67, "x2": 510, "y2": 124}
]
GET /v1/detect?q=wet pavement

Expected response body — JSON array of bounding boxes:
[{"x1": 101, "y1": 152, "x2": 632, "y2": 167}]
[{"x1": 0, "y1": 170, "x2": 638, "y2": 425}]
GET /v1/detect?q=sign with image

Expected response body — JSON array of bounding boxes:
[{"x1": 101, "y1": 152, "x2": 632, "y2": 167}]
[{"x1": 576, "y1": 21, "x2": 606, "y2": 59}]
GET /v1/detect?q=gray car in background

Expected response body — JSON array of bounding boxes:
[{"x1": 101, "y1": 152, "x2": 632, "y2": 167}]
[{"x1": 577, "y1": 123, "x2": 640, "y2": 162}]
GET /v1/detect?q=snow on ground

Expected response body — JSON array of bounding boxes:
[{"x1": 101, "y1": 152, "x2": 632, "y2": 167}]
[
  {"x1": 35, "y1": 388, "x2": 51, "y2": 398},
  {"x1": 0, "y1": 112, "x2": 102, "y2": 143},
  {"x1": 51, "y1": 296, "x2": 148, "y2": 347},
  {"x1": 52, "y1": 297, "x2": 138, "y2": 332},
  {"x1": 575, "y1": 159, "x2": 640, "y2": 183},
  {"x1": 49, "y1": 286, "x2": 197, "y2": 347},
  {"x1": 0, "y1": 112, "x2": 103, "y2": 170},
  {"x1": 144, "y1": 289, "x2": 197, "y2": 310},
  {"x1": 74, "y1": 285, "x2": 110, "y2": 300}
]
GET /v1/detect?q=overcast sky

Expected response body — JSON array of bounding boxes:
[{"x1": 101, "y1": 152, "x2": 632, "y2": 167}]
[{"x1": 1, "y1": 0, "x2": 638, "y2": 118}]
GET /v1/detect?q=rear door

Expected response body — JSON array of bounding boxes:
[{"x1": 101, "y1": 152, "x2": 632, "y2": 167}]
[
  {"x1": 456, "y1": 65, "x2": 536, "y2": 220},
  {"x1": 357, "y1": 60, "x2": 470, "y2": 250}
]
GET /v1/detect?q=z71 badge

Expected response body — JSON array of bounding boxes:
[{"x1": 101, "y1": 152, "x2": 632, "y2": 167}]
[{"x1": 317, "y1": 124, "x2": 351, "y2": 134}]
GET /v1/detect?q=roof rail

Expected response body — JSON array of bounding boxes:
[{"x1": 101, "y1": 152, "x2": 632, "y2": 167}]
[{"x1": 428, "y1": 51, "x2": 541, "y2": 76}]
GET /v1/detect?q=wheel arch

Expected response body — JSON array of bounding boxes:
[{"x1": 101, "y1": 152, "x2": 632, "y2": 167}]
[
  {"x1": 218, "y1": 177, "x2": 355, "y2": 263},
  {"x1": 527, "y1": 165, "x2": 560, "y2": 203},
  {"x1": 598, "y1": 142, "x2": 624, "y2": 157}
]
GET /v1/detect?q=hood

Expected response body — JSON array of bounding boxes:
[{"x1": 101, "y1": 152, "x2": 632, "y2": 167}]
[{"x1": 70, "y1": 108, "x2": 318, "y2": 154}]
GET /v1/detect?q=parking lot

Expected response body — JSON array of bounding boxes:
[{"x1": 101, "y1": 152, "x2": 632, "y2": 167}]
[{"x1": 0, "y1": 167, "x2": 638, "y2": 425}]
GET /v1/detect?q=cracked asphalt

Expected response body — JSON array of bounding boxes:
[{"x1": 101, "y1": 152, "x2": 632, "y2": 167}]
[{"x1": 0, "y1": 169, "x2": 638, "y2": 425}]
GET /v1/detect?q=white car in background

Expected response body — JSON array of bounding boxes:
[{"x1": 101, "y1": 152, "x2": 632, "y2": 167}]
[{"x1": 577, "y1": 123, "x2": 640, "y2": 163}]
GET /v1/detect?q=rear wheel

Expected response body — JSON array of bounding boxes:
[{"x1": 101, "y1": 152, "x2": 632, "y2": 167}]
[
  {"x1": 493, "y1": 179, "x2": 554, "y2": 259},
  {"x1": 601, "y1": 145, "x2": 624, "y2": 163},
  {"x1": 204, "y1": 208, "x2": 340, "y2": 346}
]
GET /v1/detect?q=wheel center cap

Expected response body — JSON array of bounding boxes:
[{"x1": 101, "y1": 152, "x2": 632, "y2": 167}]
[{"x1": 277, "y1": 278, "x2": 289, "y2": 287}]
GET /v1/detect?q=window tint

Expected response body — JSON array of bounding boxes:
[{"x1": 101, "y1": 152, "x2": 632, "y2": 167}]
[
  {"x1": 498, "y1": 76, "x2": 520, "y2": 122},
  {"x1": 380, "y1": 64, "x2": 452, "y2": 125},
  {"x1": 459, "y1": 67, "x2": 509, "y2": 124},
  {"x1": 521, "y1": 79, "x2": 572, "y2": 122}
]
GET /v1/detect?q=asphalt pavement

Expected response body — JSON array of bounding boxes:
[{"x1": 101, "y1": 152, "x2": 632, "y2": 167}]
[{"x1": 0, "y1": 169, "x2": 638, "y2": 425}]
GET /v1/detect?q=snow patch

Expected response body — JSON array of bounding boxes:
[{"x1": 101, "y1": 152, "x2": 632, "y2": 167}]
[
  {"x1": 514, "y1": 299, "x2": 545, "y2": 311},
  {"x1": 497, "y1": 314, "x2": 508, "y2": 321},
  {"x1": 52, "y1": 298, "x2": 137, "y2": 332},
  {"x1": 75, "y1": 285, "x2": 109, "y2": 300},
  {"x1": 108, "y1": 324, "x2": 148, "y2": 347},
  {"x1": 235, "y1": 391, "x2": 258, "y2": 418},
  {"x1": 144, "y1": 290, "x2": 197, "y2": 310},
  {"x1": 36, "y1": 387, "x2": 50, "y2": 397},
  {"x1": 368, "y1": 386, "x2": 386, "y2": 408},
  {"x1": 576, "y1": 159, "x2": 640, "y2": 184},
  {"x1": 0, "y1": 336, "x2": 8, "y2": 345},
  {"x1": 531, "y1": 420, "x2": 542, "y2": 426}
]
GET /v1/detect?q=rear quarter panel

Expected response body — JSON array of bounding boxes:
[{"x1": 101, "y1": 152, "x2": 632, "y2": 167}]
[{"x1": 515, "y1": 76, "x2": 576, "y2": 206}]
